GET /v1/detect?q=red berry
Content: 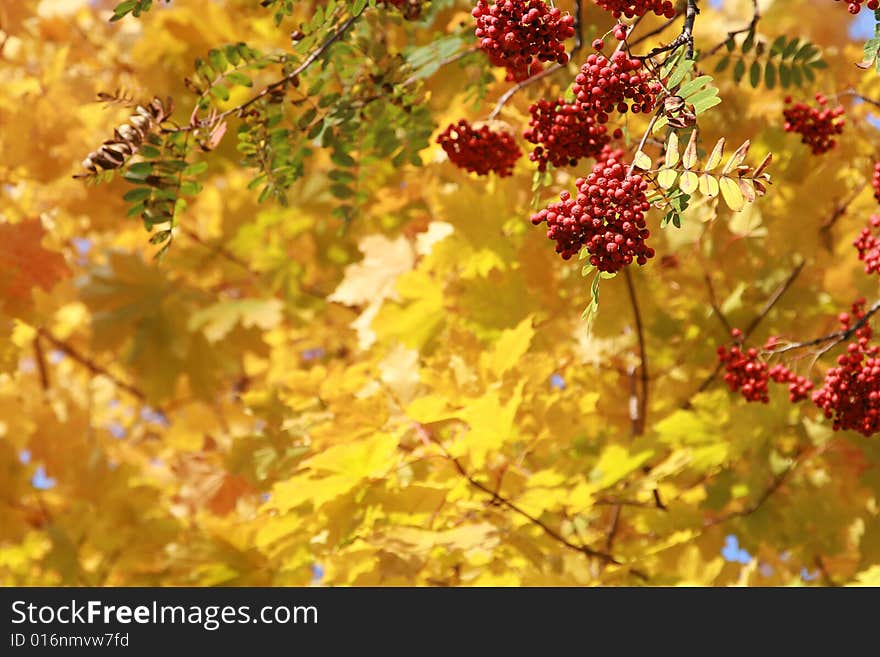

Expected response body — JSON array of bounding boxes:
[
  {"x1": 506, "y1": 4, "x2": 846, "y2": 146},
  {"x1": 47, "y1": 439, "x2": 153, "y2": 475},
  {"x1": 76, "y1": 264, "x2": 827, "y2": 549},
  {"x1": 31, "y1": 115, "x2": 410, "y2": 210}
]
[
  {"x1": 572, "y1": 51, "x2": 660, "y2": 116},
  {"x1": 812, "y1": 300, "x2": 880, "y2": 436},
  {"x1": 473, "y1": 0, "x2": 576, "y2": 82},
  {"x1": 595, "y1": 0, "x2": 676, "y2": 19},
  {"x1": 854, "y1": 214, "x2": 880, "y2": 275},
  {"x1": 592, "y1": 38, "x2": 605, "y2": 51},
  {"x1": 782, "y1": 97, "x2": 845, "y2": 155},
  {"x1": 530, "y1": 146, "x2": 654, "y2": 271},
  {"x1": 437, "y1": 120, "x2": 521, "y2": 177},
  {"x1": 523, "y1": 98, "x2": 611, "y2": 171}
]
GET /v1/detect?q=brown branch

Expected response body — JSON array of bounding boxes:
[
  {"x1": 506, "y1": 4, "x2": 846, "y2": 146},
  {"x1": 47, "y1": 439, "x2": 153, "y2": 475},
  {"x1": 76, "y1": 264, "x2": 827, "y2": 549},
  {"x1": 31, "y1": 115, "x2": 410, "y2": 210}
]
[
  {"x1": 742, "y1": 259, "x2": 806, "y2": 338},
  {"x1": 623, "y1": 268, "x2": 649, "y2": 433},
  {"x1": 766, "y1": 298, "x2": 880, "y2": 356},
  {"x1": 704, "y1": 273, "x2": 734, "y2": 334},
  {"x1": 683, "y1": 259, "x2": 805, "y2": 407},
  {"x1": 629, "y1": 14, "x2": 681, "y2": 49},
  {"x1": 819, "y1": 184, "x2": 866, "y2": 251},
  {"x1": 37, "y1": 328, "x2": 148, "y2": 403},
  {"x1": 33, "y1": 335, "x2": 50, "y2": 392},
  {"x1": 642, "y1": 0, "x2": 698, "y2": 60},
  {"x1": 573, "y1": 0, "x2": 583, "y2": 53},
  {"x1": 704, "y1": 466, "x2": 793, "y2": 527},
  {"x1": 706, "y1": 0, "x2": 760, "y2": 56},
  {"x1": 487, "y1": 64, "x2": 564, "y2": 120},
  {"x1": 434, "y1": 439, "x2": 619, "y2": 564}
]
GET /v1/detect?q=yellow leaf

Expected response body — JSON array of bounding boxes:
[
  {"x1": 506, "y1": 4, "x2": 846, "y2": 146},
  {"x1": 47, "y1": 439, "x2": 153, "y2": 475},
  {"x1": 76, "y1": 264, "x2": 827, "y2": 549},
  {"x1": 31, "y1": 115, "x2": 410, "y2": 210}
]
[
  {"x1": 589, "y1": 445, "x2": 653, "y2": 489},
  {"x1": 482, "y1": 315, "x2": 534, "y2": 379},
  {"x1": 682, "y1": 129, "x2": 698, "y2": 169},
  {"x1": 719, "y1": 176, "x2": 745, "y2": 211},
  {"x1": 698, "y1": 173, "x2": 720, "y2": 198},
  {"x1": 305, "y1": 432, "x2": 398, "y2": 479},
  {"x1": 657, "y1": 168, "x2": 679, "y2": 189},
  {"x1": 679, "y1": 170, "x2": 699, "y2": 194},
  {"x1": 665, "y1": 131, "x2": 680, "y2": 168},
  {"x1": 188, "y1": 299, "x2": 283, "y2": 342},
  {"x1": 722, "y1": 139, "x2": 750, "y2": 175},
  {"x1": 453, "y1": 381, "x2": 525, "y2": 468},
  {"x1": 633, "y1": 150, "x2": 652, "y2": 170},
  {"x1": 705, "y1": 137, "x2": 725, "y2": 171}
]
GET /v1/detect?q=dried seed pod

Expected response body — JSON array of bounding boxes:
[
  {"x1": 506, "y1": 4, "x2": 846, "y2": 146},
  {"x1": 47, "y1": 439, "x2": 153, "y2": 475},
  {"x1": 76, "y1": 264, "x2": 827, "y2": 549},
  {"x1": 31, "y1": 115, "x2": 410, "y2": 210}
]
[{"x1": 76, "y1": 96, "x2": 174, "y2": 177}]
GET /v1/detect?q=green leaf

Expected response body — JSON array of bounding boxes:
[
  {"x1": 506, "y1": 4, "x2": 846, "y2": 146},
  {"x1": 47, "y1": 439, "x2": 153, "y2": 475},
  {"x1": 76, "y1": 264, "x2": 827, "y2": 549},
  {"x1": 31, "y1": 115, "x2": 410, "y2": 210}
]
[
  {"x1": 764, "y1": 61, "x2": 776, "y2": 89},
  {"x1": 208, "y1": 49, "x2": 227, "y2": 74},
  {"x1": 749, "y1": 60, "x2": 761, "y2": 88},
  {"x1": 225, "y1": 71, "x2": 253, "y2": 87},
  {"x1": 183, "y1": 161, "x2": 208, "y2": 176},
  {"x1": 210, "y1": 84, "x2": 230, "y2": 101},
  {"x1": 741, "y1": 31, "x2": 755, "y2": 54},
  {"x1": 769, "y1": 35, "x2": 787, "y2": 57},
  {"x1": 778, "y1": 62, "x2": 791, "y2": 87},
  {"x1": 782, "y1": 38, "x2": 800, "y2": 59},
  {"x1": 124, "y1": 162, "x2": 153, "y2": 182},
  {"x1": 679, "y1": 75, "x2": 713, "y2": 99},
  {"x1": 123, "y1": 187, "x2": 152, "y2": 203},
  {"x1": 690, "y1": 87, "x2": 721, "y2": 114},
  {"x1": 733, "y1": 59, "x2": 746, "y2": 83},
  {"x1": 110, "y1": 0, "x2": 138, "y2": 21},
  {"x1": 715, "y1": 56, "x2": 730, "y2": 73}
]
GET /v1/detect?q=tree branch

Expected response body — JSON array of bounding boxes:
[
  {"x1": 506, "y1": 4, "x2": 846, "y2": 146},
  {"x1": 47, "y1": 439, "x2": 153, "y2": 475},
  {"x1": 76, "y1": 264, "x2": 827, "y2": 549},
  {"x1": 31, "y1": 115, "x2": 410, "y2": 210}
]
[
  {"x1": 765, "y1": 298, "x2": 880, "y2": 356},
  {"x1": 36, "y1": 328, "x2": 148, "y2": 403},
  {"x1": 175, "y1": 9, "x2": 364, "y2": 133},
  {"x1": 629, "y1": 13, "x2": 681, "y2": 49},
  {"x1": 432, "y1": 437, "x2": 619, "y2": 564},
  {"x1": 623, "y1": 268, "x2": 649, "y2": 433},
  {"x1": 33, "y1": 335, "x2": 50, "y2": 392},
  {"x1": 683, "y1": 259, "x2": 805, "y2": 407},
  {"x1": 706, "y1": 0, "x2": 760, "y2": 56}
]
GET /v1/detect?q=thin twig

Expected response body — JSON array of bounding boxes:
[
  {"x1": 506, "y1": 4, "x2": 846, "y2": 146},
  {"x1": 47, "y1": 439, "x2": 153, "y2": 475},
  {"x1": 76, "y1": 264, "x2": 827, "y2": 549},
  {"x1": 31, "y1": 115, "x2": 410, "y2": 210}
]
[
  {"x1": 706, "y1": 0, "x2": 760, "y2": 56},
  {"x1": 766, "y1": 298, "x2": 880, "y2": 356},
  {"x1": 623, "y1": 268, "x2": 649, "y2": 432},
  {"x1": 704, "y1": 273, "x2": 734, "y2": 334},
  {"x1": 683, "y1": 259, "x2": 805, "y2": 406},
  {"x1": 33, "y1": 335, "x2": 50, "y2": 391},
  {"x1": 629, "y1": 14, "x2": 681, "y2": 48},
  {"x1": 432, "y1": 437, "x2": 619, "y2": 564},
  {"x1": 626, "y1": 111, "x2": 662, "y2": 177},
  {"x1": 487, "y1": 64, "x2": 563, "y2": 120},
  {"x1": 742, "y1": 259, "x2": 806, "y2": 338},
  {"x1": 36, "y1": 328, "x2": 148, "y2": 403},
  {"x1": 175, "y1": 10, "x2": 363, "y2": 133}
]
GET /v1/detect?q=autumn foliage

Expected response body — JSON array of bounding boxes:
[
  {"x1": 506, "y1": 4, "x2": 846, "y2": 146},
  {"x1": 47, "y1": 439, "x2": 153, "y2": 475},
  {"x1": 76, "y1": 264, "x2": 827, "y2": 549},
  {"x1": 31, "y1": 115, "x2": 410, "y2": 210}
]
[{"x1": 3, "y1": 0, "x2": 880, "y2": 588}]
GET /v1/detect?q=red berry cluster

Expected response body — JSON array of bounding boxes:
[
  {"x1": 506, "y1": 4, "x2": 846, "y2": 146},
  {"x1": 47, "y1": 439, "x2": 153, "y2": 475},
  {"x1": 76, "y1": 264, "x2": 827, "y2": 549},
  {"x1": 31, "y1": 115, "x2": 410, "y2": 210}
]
[
  {"x1": 437, "y1": 120, "x2": 521, "y2": 177},
  {"x1": 872, "y1": 162, "x2": 880, "y2": 203},
  {"x1": 530, "y1": 146, "x2": 654, "y2": 270},
  {"x1": 573, "y1": 50, "x2": 661, "y2": 119},
  {"x1": 594, "y1": 0, "x2": 676, "y2": 19},
  {"x1": 811, "y1": 301, "x2": 880, "y2": 437},
  {"x1": 472, "y1": 0, "x2": 575, "y2": 82},
  {"x1": 768, "y1": 362, "x2": 815, "y2": 403},
  {"x1": 717, "y1": 330, "x2": 813, "y2": 403},
  {"x1": 834, "y1": 0, "x2": 879, "y2": 14},
  {"x1": 854, "y1": 215, "x2": 880, "y2": 276},
  {"x1": 782, "y1": 94, "x2": 845, "y2": 156},
  {"x1": 523, "y1": 98, "x2": 619, "y2": 171}
]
